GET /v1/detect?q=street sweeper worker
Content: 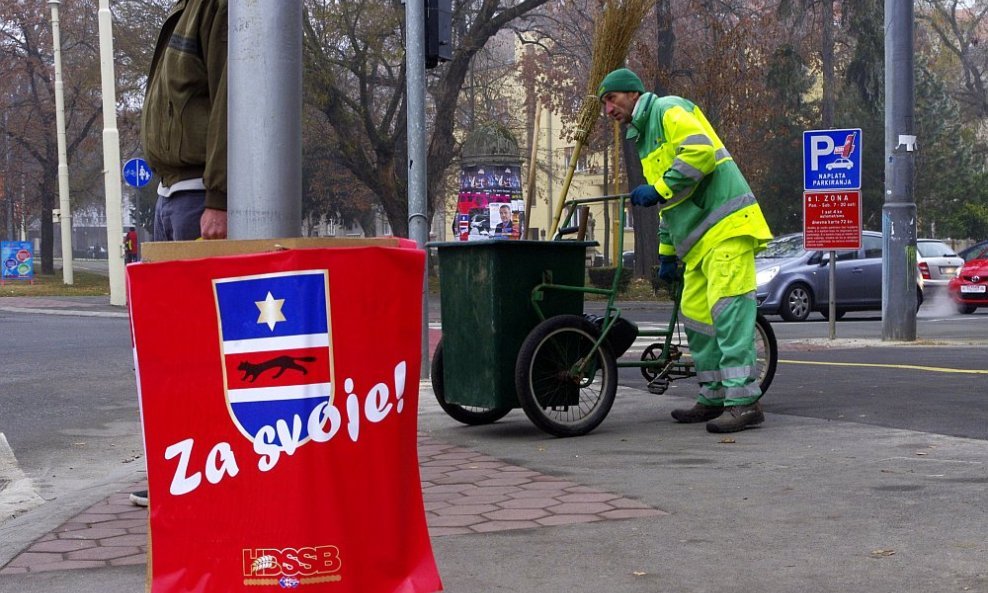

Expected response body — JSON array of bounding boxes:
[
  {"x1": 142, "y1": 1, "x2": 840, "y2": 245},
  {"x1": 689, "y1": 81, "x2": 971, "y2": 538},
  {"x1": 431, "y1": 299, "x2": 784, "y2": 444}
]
[{"x1": 598, "y1": 67, "x2": 773, "y2": 433}]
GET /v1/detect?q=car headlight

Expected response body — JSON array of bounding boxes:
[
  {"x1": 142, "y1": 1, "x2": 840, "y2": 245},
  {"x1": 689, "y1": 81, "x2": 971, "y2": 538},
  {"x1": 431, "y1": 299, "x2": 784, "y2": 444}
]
[{"x1": 756, "y1": 266, "x2": 779, "y2": 286}]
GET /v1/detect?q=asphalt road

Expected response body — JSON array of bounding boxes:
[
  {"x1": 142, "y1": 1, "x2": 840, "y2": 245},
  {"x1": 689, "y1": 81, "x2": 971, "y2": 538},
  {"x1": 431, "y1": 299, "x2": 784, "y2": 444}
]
[
  {"x1": 591, "y1": 297, "x2": 988, "y2": 441},
  {"x1": 1, "y1": 306, "x2": 984, "y2": 500},
  {"x1": 0, "y1": 314, "x2": 143, "y2": 504}
]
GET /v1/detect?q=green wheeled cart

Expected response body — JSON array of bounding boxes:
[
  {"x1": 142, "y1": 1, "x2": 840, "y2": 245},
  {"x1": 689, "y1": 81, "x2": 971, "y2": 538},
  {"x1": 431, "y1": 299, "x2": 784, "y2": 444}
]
[
  {"x1": 431, "y1": 240, "x2": 598, "y2": 427},
  {"x1": 432, "y1": 195, "x2": 777, "y2": 439}
]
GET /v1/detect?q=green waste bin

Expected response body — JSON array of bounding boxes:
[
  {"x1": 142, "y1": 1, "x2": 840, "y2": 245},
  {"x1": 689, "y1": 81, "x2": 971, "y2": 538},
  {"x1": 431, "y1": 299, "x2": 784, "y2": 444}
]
[{"x1": 433, "y1": 240, "x2": 593, "y2": 409}]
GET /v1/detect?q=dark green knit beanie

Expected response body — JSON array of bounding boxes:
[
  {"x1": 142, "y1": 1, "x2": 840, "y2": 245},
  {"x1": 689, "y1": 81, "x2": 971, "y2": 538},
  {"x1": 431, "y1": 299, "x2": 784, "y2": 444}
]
[{"x1": 596, "y1": 68, "x2": 645, "y2": 100}]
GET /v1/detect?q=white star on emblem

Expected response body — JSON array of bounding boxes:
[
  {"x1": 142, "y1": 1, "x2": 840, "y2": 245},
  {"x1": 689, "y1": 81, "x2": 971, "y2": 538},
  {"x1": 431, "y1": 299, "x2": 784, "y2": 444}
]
[{"x1": 255, "y1": 291, "x2": 287, "y2": 331}]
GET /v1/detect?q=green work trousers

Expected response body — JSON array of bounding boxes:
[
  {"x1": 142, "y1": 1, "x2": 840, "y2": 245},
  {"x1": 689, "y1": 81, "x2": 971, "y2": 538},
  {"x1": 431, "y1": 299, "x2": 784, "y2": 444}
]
[{"x1": 680, "y1": 236, "x2": 761, "y2": 407}]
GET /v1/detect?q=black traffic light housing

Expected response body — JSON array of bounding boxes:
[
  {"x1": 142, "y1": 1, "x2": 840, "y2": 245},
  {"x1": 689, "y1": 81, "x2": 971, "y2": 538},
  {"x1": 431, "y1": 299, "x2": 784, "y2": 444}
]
[{"x1": 425, "y1": 0, "x2": 452, "y2": 68}]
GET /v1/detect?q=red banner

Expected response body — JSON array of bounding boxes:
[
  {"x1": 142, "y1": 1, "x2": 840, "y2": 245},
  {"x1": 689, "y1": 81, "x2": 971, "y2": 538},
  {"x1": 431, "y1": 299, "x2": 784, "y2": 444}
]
[{"x1": 128, "y1": 245, "x2": 441, "y2": 593}]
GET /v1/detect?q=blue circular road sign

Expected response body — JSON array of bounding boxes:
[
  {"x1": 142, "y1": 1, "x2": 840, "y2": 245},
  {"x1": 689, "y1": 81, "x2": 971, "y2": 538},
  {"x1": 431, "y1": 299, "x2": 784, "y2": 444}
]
[{"x1": 123, "y1": 158, "x2": 153, "y2": 188}]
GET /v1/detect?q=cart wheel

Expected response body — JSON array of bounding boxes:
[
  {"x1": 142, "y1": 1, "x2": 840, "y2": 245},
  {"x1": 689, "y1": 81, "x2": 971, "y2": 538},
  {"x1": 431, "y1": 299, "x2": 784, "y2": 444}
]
[
  {"x1": 432, "y1": 340, "x2": 511, "y2": 425},
  {"x1": 514, "y1": 315, "x2": 617, "y2": 437},
  {"x1": 754, "y1": 314, "x2": 778, "y2": 396}
]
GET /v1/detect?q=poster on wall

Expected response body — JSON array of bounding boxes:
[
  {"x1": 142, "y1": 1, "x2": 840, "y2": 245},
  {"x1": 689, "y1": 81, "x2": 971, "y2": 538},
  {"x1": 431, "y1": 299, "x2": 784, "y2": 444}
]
[
  {"x1": 128, "y1": 244, "x2": 441, "y2": 593},
  {"x1": 455, "y1": 164, "x2": 524, "y2": 240},
  {"x1": 1, "y1": 241, "x2": 35, "y2": 282}
]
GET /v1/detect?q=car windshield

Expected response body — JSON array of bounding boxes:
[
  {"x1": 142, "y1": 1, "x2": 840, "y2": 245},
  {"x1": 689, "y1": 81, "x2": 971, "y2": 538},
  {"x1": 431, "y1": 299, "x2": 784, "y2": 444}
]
[
  {"x1": 917, "y1": 241, "x2": 957, "y2": 258},
  {"x1": 757, "y1": 235, "x2": 805, "y2": 258},
  {"x1": 970, "y1": 246, "x2": 988, "y2": 261}
]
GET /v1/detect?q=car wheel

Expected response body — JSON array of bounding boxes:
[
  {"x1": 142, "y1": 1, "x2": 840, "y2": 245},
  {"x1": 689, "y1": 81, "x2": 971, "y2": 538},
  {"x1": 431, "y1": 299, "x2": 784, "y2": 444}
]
[
  {"x1": 959, "y1": 304, "x2": 977, "y2": 314},
  {"x1": 916, "y1": 287, "x2": 924, "y2": 312},
  {"x1": 780, "y1": 283, "x2": 812, "y2": 322}
]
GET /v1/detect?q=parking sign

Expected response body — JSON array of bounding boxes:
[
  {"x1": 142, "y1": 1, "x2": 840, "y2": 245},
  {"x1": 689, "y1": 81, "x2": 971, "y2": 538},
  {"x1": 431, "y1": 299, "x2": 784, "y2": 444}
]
[{"x1": 803, "y1": 129, "x2": 862, "y2": 190}]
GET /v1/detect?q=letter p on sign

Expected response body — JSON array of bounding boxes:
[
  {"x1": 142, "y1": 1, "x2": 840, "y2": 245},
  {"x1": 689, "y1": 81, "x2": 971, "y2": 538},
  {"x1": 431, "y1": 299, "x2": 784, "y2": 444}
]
[{"x1": 808, "y1": 136, "x2": 835, "y2": 170}]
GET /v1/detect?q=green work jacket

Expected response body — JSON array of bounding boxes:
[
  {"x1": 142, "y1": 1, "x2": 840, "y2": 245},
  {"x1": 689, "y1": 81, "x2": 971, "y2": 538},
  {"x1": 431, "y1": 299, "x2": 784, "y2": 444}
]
[{"x1": 628, "y1": 93, "x2": 772, "y2": 266}]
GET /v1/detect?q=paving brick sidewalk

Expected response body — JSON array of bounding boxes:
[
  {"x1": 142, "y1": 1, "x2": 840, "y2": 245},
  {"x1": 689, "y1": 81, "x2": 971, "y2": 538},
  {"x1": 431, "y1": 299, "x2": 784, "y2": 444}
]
[{"x1": 1, "y1": 434, "x2": 664, "y2": 575}]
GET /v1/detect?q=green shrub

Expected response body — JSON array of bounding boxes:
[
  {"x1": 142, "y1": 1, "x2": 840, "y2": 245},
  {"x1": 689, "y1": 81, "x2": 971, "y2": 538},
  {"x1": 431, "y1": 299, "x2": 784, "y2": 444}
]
[{"x1": 587, "y1": 266, "x2": 633, "y2": 292}]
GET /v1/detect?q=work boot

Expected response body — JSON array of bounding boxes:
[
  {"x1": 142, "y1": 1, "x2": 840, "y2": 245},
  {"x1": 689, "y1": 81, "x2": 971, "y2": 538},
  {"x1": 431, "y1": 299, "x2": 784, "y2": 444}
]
[
  {"x1": 671, "y1": 403, "x2": 723, "y2": 423},
  {"x1": 706, "y1": 402, "x2": 764, "y2": 433}
]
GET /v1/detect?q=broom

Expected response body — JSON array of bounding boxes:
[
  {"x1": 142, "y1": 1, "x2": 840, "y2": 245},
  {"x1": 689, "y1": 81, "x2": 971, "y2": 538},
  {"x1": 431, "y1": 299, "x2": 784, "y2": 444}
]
[{"x1": 547, "y1": 0, "x2": 656, "y2": 238}]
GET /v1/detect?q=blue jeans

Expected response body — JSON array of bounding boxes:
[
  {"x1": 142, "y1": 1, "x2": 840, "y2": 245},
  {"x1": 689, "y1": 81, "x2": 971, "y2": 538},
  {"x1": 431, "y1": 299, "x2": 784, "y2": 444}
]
[{"x1": 152, "y1": 190, "x2": 205, "y2": 241}]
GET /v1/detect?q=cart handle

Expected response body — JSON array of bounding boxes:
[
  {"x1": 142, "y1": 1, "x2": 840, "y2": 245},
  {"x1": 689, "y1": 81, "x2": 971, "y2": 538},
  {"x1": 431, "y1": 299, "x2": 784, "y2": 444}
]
[{"x1": 552, "y1": 194, "x2": 629, "y2": 242}]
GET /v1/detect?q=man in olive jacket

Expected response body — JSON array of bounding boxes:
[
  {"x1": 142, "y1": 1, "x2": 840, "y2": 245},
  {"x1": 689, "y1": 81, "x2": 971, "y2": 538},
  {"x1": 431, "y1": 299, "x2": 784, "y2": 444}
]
[
  {"x1": 140, "y1": 0, "x2": 227, "y2": 241},
  {"x1": 598, "y1": 68, "x2": 774, "y2": 433},
  {"x1": 131, "y1": 0, "x2": 227, "y2": 509}
]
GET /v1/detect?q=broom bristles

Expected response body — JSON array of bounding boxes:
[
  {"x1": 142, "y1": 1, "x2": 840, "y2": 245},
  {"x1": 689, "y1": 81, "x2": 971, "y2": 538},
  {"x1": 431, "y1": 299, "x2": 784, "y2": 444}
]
[
  {"x1": 574, "y1": 0, "x2": 656, "y2": 143},
  {"x1": 550, "y1": 0, "x2": 655, "y2": 238}
]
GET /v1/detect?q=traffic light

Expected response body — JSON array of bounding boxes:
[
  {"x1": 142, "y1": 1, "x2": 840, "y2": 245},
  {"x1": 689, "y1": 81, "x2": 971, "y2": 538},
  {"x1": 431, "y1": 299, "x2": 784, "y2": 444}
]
[{"x1": 425, "y1": 0, "x2": 451, "y2": 68}]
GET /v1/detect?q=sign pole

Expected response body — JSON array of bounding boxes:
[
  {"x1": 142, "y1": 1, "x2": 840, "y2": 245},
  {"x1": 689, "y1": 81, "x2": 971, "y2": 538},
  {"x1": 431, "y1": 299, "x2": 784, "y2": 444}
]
[
  {"x1": 803, "y1": 129, "x2": 863, "y2": 336},
  {"x1": 828, "y1": 251, "x2": 836, "y2": 339}
]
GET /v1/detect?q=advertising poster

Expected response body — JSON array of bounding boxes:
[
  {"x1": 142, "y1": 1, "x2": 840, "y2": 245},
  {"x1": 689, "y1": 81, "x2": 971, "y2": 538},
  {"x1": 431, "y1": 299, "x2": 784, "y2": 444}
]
[
  {"x1": 455, "y1": 164, "x2": 523, "y2": 240},
  {"x1": 127, "y1": 246, "x2": 441, "y2": 593},
  {"x1": 1, "y1": 241, "x2": 34, "y2": 282}
]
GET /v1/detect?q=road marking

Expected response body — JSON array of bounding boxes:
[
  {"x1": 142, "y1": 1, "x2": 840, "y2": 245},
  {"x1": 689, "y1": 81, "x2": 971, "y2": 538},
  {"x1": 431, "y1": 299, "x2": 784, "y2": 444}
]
[
  {"x1": 0, "y1": 433, "x2": 45, "y2": 522},
  {"x1": 780, "y1": 359, "x2": 988, "y2": 375}
]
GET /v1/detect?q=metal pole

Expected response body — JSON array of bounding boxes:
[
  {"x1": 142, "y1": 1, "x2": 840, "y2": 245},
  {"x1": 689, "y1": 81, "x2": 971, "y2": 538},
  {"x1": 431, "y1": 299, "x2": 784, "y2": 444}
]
[
  {"x1": 48, "y1": 0, "x2": 73, "y2": 285},
  {"x1": 97, "y1": 0, "x2": 125, "y2": 306},
  {"x1": 228, "y1": 0, "x2": 302, "y2": 239},
  {"x1": 828, "y1": 253, "x2": 836, "y2": 339},
  {"x1": 406, "y1": 0, "x2": 430, "y2": 378},
  {"x1": 882, "y1": 0, "x2": 917, "y2": 341}
]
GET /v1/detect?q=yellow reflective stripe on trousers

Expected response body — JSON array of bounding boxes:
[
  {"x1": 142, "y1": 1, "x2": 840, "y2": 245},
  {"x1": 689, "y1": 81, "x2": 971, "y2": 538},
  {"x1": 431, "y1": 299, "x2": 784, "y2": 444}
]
[{"x1": 711, "y1": 291, "x2": 756, "y2": 321}]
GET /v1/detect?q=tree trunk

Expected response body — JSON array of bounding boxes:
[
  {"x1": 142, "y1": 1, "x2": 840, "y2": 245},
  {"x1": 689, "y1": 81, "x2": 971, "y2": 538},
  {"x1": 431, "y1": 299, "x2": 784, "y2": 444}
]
[
  {"x1": 40, "y1": 183, "x2": 54, "y2": 274},
  {"x1": 621, "y1": 0, "x2": 673, "y2": 279},
  {"x1": 821, "y1": 0, "x2": 835, "y2": 127},
  {"x1": 623, "y1": 136, "x2": 658, "y2": 279}
]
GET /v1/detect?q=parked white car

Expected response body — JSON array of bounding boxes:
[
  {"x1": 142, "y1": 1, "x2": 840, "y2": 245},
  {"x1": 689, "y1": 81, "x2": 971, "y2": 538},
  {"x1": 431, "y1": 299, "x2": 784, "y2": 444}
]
[{"x1": 916, "y1": 239, "x2": 963, "y2": 295}]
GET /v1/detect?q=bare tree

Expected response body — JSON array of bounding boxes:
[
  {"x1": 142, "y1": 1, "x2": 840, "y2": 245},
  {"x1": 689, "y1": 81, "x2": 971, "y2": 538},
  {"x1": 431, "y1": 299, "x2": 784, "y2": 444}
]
[
  {"x1": 303, "y1": 0, "x2": 552, "y2": 238},
  {"x1": 0, "y1": 0, "x2": 104, "y2": 273},
  {"x1": 918, "y1": 0, "x2": 988, "y2": 120}
]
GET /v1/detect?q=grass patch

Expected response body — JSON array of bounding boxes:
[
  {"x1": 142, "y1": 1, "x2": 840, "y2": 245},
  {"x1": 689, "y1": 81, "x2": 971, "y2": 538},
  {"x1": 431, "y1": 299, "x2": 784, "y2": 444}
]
[
  {"x1": 0, "y1": 269, "x2": 110, "y2": 298},
  {"x1": 585, "y1": 277, "x2": 671, "y2": 302}
]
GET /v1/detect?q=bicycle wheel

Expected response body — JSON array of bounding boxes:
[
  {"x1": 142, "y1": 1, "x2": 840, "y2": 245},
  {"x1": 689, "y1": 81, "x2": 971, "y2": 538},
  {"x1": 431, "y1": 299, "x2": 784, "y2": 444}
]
[
  {"x1": 514, "y1": 315, "x2": 617, "y2": 437},
  {"x1": 431, "y1": 340, "x2": 512, "y2": 425},
  {"x1": 754, "y1": 313, "x2": 778, "y2": 395}
]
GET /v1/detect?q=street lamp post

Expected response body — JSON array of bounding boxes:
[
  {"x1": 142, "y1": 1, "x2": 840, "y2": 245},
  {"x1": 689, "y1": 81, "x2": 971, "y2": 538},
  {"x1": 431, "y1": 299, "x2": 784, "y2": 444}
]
[
  {"x1": 48, "y1": 0, "x2": 74, "y2": 285},
  {"x1": 97, "y1": 0, "x2": 125, "y2": 306}
]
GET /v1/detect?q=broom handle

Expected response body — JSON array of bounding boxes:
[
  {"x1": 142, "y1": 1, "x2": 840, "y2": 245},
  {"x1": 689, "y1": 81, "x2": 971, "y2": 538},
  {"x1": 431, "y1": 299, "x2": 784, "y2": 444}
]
[{"x1": 548, "y1": 138, "x2": 585, "y2": 238}]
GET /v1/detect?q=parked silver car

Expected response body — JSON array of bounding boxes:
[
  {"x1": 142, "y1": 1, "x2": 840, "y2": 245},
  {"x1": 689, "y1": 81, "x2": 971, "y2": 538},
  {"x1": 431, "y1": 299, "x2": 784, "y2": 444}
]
[
  {"x1": 755, "y1": 231, "x2": 924, "y2": 321},
  {"x1": 916, "y1": 239, "x2": 963, "y2": 294}
]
